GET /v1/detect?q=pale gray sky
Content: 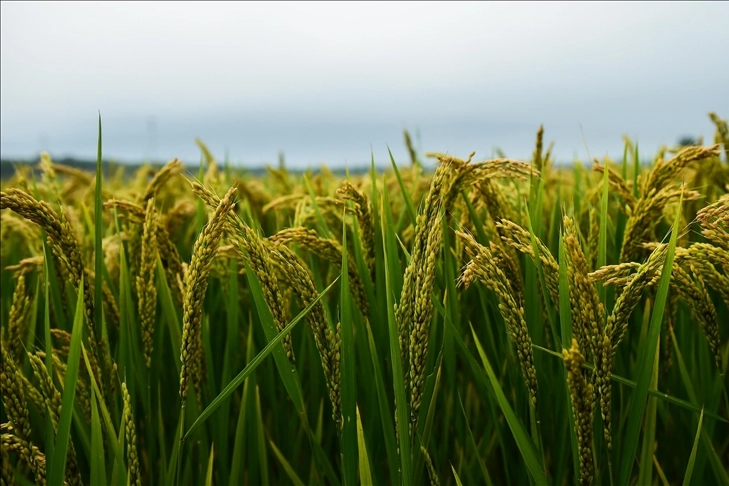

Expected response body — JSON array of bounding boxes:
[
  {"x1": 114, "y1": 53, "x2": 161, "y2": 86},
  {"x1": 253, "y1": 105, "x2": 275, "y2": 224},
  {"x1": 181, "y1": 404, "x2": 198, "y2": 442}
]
[{"x1": 2, "y1": 2, "x2": 728, "y2": 168}]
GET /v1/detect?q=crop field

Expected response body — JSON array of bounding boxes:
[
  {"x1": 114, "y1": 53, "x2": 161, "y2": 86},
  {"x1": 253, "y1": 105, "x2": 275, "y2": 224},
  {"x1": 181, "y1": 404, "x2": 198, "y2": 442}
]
[{"x1": 1, "y1": 113, "x2": 728, "y2": 486}]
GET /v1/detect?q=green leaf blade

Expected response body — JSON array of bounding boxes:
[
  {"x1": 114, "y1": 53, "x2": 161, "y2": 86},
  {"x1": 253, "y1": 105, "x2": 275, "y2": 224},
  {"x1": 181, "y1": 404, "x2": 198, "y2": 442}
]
[
  {"x1": 49, "y1": 277, "x2": 85, "y2": 484},
  {"x1": 618, "y1": 191, "x2": 683, "y2": 485}
]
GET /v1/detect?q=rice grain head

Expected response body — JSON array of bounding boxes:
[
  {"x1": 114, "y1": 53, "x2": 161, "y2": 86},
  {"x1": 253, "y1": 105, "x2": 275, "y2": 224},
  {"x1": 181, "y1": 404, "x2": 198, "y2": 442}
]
[
  {"x1": 457, "y1": 231, "x2": 539, "y2": 408},
  {"x1": 179, "y1": 185, "x2": 237, "y2": 403},
  {"x1": 600, "y1": 244, "x2": 666, "y2": 452},
  {"x1": 28, "y1": 353, "x2": 82, "y2": 486},
  {"x1": 136, "y1": 198, "x2": 158, "y2": 367},
  {"x1": 563, "y1": 339, "x2": 595, "y2": 485},
  {"x1": 122, "y1": 382, "x2": 141, "y2": 486},
  {"x1": 266, "y1": 241, "x2": 342, "y2": 425},
  {"x1": 0, "y1": 343, "x2": 45, "y2": 483},
  {"x1": 191, "y1": 181, "x2": 296, "y2": 364}
]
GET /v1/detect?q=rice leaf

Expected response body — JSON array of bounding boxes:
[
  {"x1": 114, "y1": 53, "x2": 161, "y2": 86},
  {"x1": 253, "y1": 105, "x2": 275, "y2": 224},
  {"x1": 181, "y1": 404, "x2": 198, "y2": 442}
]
[
  {"x1": 304, "y1": 173, "x2": 334, "y2": 239},
  {"x1": 156, "y1": 257, "x2": 181, "y2": 374},
  {"x1": 94, "y1": 113, "x2": 104, "y2": 340},
  {"x1": 90, "y1": 386, "x2": 107, "y2": 486},
  {"x1": 81, "y1": 346, "x2": 126, "y2": 475},
  {"x1": 468, "y1": 323, "x2": 548, "y2": 486},
  {"x1": 441, "y1": 312, "x2": 547, "y2": 485},
  {"x1": 381, "y1": 180, "x2": 412, "y2": 486},
  {"x1": 458, "y1": 391, "x2": 493, "y2": 486},
  {"x1": 682, "y1": 408, "x2": 704, "y2": 486},
  {"x1": 525, "y1": 204, "x2": 558, "y2": 341},
  {"x1": 340, "y1": 215, "x2": 358, "y2": 486},
  {"x1": 632, "y1": 143, "x2": 640, "y2": 199},
  {"x1": 558, "y1": 233, "x2": 572, "y2": 346},
  {"x1": 356, "y1": 406, "x2": 374, "y2": 486},
  {"x1": 247, "y1": 384, "x2": 268, "y2": 486},
  {"x1": 362, "y1": 308, "x2": 400, "y2": 485},
  {"x1": 558, "y1": 234, "x2": 581, "y2": 484},
  {"x1": 42, "y1": 245, "x2": 54, "y2": 375},
  {"x1": 598, "y1": 156, "x2": 609, "y2": 273},
  {"x1": 637, "y1": 341, "x2": 660, "y2": 486},
  {"x1": 269, "y1": 439, "x2": 306, "y2": 486},
  {"x1": 229, "y1": 329, "x2": 254, "y2": 486},
  {"x1": 532, "y1": 343, "x2": 726, "y2": 423},
  {"x1": 199, "y1": 444, "x2": 213, "y2": 486},
  {"x1": 452, "y1": 464, "x2": 465, "y2": 486},
  {"x1": 670, "y1": 327, "x2": 729, "y2": 485},
  {"x1": 617, "y1": 190, "x2": 682, "y2": 485},
  {"x1": 48, "y1": 277, "x2": 85, "y2": 484},
  {"x1": 184, "y1": 273, "x2": 339, "y2": 439},
  {"x1": 388, "y1": 146, "x2": 417, "y2": 226}
]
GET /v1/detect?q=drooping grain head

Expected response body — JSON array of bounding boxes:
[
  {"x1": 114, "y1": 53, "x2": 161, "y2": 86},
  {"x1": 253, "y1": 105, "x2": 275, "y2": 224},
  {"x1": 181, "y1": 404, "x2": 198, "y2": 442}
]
[
  {"x1": 179, "y1": 185, "x2": 237, "y2": 403},
  {"x1": 137, "y1": 198, "x2": 158, "y2": 367},
  {"x1": 709, "y1": 112, "x2": 729, "y2": 163},
  {"x1": 0, "y1": 343, "x2": 43, "y2": 482},
  {"x1": 337, "y1": 181, "x2": 376, "y2": 275},
  {"x1": 122, "y1": 382, "x2": 141, "y2": 486},
  {"x1": 271, "y1": 226, "x2": 370, "y2": 318},
  {"x1": 397, "y1": 159, "x2": 456, "y2": 427},
  {"x1": 671, "y1": 264, "x2": 722, "y2": 370},
  {"x1": 27, "y1": 353, "x2": 83, "y2": 486},
  {"x1": 563, "y1": 216, "x2": 605, "y2": 362},
  {"x1": 141, "y1": 158, "x2": 183, "y2": 202},
  {"x1": 191, "y1": 181, "x2": 296, "y2": 364},
  {"x1": 621, "y1": 185, "x2": 700, "y2": 263},
  {"x1": 563, "y1": 339, "x2": 595, "y2": 485},
  {"x1": 497, "y1": 219, "x2": 560, "y2": 307},
  {"x1": 266, "y1": 241, "x2": 342, "y2": 425},
  {"x1": 598, "y1": 243, "x2": 667, "y2": 453},
  {"x1": 6, "y1": 275, "x2": 31, "y2": 362},
  {"x1": 0, "y1": 188, "x2": 106, "y2": 396},
  {"x1": 457, "y1": 230, "x2": 538, "y2": 408}
]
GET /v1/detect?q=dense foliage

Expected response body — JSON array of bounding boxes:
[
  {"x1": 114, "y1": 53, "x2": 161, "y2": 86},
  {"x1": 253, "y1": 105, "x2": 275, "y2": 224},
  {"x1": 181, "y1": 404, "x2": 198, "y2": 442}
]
[{"x1": 1, "y1": 114, "x2": 728, "y2": 485}]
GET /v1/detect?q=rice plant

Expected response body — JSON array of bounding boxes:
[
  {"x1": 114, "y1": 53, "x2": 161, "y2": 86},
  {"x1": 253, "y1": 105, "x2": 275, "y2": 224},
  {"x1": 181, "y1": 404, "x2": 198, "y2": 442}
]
[{"x1": 1, "y1": 113, "x2": 728, "y2": 485}]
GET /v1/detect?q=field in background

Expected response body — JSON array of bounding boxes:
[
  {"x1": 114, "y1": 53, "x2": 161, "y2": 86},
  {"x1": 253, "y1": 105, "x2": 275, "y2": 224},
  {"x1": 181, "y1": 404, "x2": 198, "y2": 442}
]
[{"x1": 1, "y1": 113, "x2": 728, "y2": 485}]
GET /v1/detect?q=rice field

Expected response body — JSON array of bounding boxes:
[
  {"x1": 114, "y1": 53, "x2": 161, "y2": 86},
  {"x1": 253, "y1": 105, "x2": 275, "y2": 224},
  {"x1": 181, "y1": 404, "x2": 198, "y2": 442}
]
[{"x1": 1, "y1": 113, "x2": 728, "y2": 485}]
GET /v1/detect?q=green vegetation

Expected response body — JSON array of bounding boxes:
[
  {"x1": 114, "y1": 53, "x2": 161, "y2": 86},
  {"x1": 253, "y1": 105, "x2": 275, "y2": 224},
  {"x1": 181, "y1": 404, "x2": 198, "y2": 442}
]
[{"x1": 1, "y1": 113, "x2": 728, "y2": 485}]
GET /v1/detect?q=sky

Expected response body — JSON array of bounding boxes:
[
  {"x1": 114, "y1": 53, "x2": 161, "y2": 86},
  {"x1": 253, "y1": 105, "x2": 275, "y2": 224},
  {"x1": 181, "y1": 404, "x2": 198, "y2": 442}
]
[{"x1": 2, "y1": 2, "x2": 728, "y2": 169}]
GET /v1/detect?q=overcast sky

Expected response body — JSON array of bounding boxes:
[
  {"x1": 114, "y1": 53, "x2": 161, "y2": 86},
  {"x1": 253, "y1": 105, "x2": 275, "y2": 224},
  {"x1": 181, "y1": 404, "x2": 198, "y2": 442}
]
[{"x1": 2, "y1": 2, "x2": 728, "y2": 168}]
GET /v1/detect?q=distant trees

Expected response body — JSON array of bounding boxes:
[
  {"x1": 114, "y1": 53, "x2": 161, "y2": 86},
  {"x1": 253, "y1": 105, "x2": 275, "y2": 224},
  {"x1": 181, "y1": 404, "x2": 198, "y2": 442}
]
[{"x1": 677, "y1": 135, "x2": 698, "y2": 146}]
